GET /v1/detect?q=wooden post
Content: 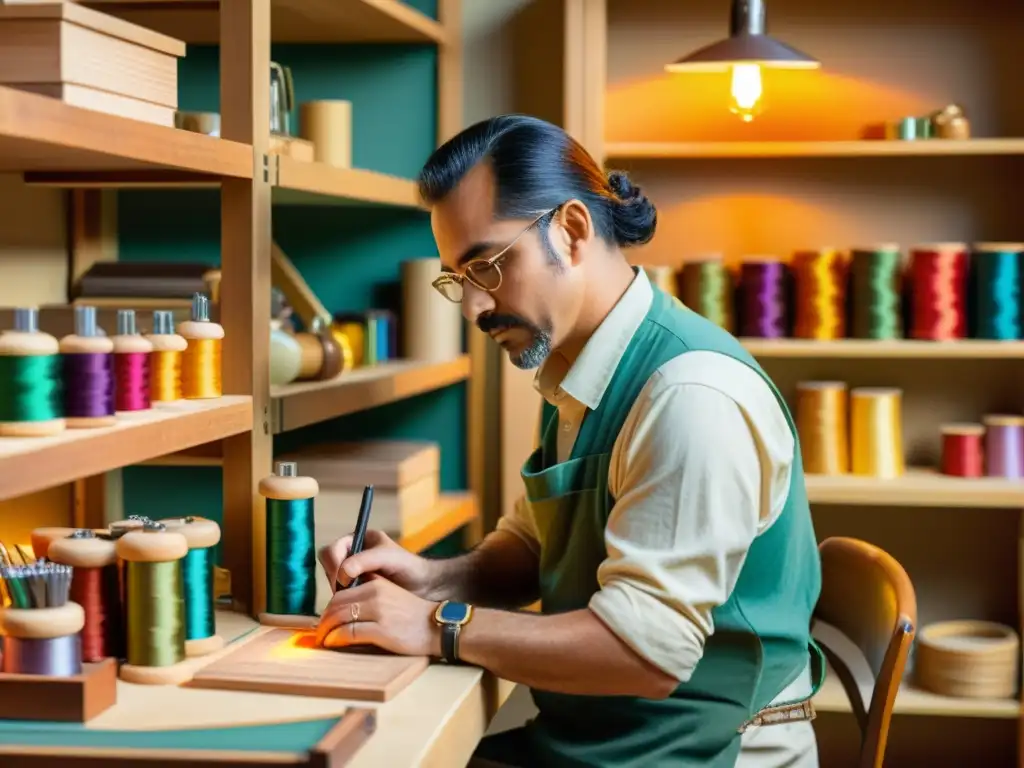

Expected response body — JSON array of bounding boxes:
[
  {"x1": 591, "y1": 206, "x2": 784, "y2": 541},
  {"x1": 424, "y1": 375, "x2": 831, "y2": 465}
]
[{"x1": 219, "y1": 0, "x2": 273, "y2": 616}]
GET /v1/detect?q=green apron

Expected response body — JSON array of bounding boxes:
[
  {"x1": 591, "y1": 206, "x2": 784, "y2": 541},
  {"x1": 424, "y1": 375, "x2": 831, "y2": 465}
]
[{"x1": 489, "y1": 288, "x2": 823, "y2": 768}]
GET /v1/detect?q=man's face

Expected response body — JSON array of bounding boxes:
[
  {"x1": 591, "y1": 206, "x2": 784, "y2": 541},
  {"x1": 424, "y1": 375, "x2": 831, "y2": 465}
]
[{"x1": 431, "y1": 163, "x2": 585, "y2": 370}]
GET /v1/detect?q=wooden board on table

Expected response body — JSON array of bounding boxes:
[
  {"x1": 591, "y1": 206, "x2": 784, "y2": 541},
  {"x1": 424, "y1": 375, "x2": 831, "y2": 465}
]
[{"x1": 190, "y1": 627, "x2": 428, "y2": 703}]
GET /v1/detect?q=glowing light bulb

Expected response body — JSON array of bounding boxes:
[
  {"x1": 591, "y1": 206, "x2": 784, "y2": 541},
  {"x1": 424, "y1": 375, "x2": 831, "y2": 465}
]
[{"x1": 729, "y1": 63, "x2": 764, "y2": 122}]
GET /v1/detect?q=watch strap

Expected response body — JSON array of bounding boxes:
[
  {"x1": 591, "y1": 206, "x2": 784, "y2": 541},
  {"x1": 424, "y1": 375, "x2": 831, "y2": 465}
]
[{"x1": 440, "y1": 622, "x2": 461, "y2": 663}]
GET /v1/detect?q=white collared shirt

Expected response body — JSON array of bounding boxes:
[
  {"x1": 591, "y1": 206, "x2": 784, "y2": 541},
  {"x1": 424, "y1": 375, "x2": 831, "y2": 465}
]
[{"x1": 498, "y1": 269, "x2": 817, "y2": 766}]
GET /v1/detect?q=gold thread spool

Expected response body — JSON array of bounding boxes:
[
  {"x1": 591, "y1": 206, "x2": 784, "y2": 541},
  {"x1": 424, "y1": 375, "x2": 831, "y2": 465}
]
[
  {"x1": 850, "y1": 387, "x2": 905, "y2": 478},
  {"x1": 115, "y1": 524, "x2": 194, "y2": 685},
  {"x1": 332, "y1": 319, "x2": 364, "y2": 368},
  {"x1": 795, "y1": 381, "x2": 849, "y2": 475},
  {"x1": 791, "y1": 248, "x2": 849, "y2": 340},
  {"x1": 178, "y1": 293, "x2": 223, "y2": 400},
  {"x1": 145, "y1": 310, "x2": 187, "y2": 404}
]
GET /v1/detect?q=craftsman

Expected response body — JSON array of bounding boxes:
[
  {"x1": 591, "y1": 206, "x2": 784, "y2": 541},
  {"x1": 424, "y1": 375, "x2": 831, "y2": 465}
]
[{"x1": 317, "y1": 114, "x2": 823, "y2": 768}]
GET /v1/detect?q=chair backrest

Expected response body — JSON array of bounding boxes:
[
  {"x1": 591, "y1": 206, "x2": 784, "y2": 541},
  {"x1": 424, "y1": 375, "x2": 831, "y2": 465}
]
[{"x1": 813, "y1": 536, "x2": 917, "y2": 768}]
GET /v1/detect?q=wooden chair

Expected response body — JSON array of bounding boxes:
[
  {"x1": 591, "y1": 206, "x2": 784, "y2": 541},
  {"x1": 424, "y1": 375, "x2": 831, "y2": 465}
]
[{"x1": 813, "y1": 536, "x2": 917, "y2": 768}]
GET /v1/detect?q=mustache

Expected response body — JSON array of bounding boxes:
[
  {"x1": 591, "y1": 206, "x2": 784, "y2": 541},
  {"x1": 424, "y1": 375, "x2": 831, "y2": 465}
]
[{"x1": 477, "y1": 313, "x2": 534, "y2": 335}]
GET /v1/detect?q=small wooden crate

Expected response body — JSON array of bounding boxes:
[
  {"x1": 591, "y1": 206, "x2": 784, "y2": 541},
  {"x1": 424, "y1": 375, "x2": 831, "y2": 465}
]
[
  {"x1": 0, "y1": 2, "x2": 184, "y2": 126},
  {"x1": 0, "y1": 657, "x2": 118, "y2": 722}
]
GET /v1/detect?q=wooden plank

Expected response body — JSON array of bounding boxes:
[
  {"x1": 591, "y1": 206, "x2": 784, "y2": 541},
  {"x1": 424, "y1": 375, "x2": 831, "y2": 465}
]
[
  {"x1": 805, "y1": 468, "x2": 1024, "y2": 508},
  {"x1": 0, "y1": 397, "x2": 253, "y2": 502},
  {"x1": 742, "y1": 339, "x2": 1024, "y2": 359},
  {"x1": 272, "y1": 357, "x2": 472, "y2": 433},
  {"x1": 273, "y1": 158, "x2": 423, "y2": 208},
  {"x1": 0, "y1": 86, "x2": 252, "y2": 175},
  {"x1": 436, "y1": 0, "x2": 462, "y2": 145},
  {"x1": 218, "y1": 0, "x2": 272, "y2": 618},
  {"x1": 81, "y1": 0, "x2": 447, "y2": 44},
  {"x1": 270, "y1": 241, "x2": 330, "y2": 327},
  {"x1": 604, "y1": 139, "x2": 1024, "y2": 160}
]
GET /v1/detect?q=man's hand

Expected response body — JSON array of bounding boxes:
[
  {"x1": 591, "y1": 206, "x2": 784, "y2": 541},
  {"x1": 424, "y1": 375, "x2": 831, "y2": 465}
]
[
  {"x1": 318, "y1": 530, "x2": 439, "y2": 598},
  {"x1": 316, "y1": 575, "x2": 441, "y2": 657}
]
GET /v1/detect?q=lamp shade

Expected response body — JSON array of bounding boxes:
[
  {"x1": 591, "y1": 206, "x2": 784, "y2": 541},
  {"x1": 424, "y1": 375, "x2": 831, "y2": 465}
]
[{"x1": 665, "y1": 0, "x2": 820, "y2": 73}]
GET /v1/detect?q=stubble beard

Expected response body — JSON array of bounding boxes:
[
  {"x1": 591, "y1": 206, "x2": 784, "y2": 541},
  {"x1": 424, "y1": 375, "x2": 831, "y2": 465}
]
[{"x1": 509, "y1": 329, "x2": 553, "y2": 370}]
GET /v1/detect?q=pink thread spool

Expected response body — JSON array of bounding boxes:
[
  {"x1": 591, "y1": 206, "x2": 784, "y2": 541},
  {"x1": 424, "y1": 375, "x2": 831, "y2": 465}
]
[
  {"x1": 982, "y1": 415, "x2": 1024, "y2": 479},
  {"x1": 112, "y1": 309, "x2": 153, "y2": 413}
]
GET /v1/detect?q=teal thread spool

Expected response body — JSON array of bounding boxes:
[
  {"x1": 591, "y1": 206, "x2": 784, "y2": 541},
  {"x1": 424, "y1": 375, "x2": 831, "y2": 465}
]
[
  {"x1": 0, "y1": 307, "x2": 65, "y2": 437},
  {"x1": 160, "y1": 516, "x2": 224, "y2": 657},
  {"x1": 972, "y1": 243, "x2": 1023, "y2": 340},
  {"x1": 258, "y1": 461, "x2": 320, "y2": 627}
]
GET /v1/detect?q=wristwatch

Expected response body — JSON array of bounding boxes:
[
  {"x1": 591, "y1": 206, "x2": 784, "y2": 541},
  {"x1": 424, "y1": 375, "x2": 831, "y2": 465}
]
[{"x1": 434, "y1": 600, "x2": 474, "y2": 664}]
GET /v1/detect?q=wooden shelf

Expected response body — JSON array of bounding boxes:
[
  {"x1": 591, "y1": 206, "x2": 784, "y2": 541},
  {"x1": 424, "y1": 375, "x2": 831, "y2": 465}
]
[
  {"x1": 0, "y1": 86, "x2": 252, "y2": 177},
  {"x1": 272, "y1": 356, "x2": 472, "y2": 433},
  {"x1": 274, "y1": 158, "x2": 423, "y2": 208},
  {"x1": 605, "y1": 139, "x2": 1024, "y2": 160},
  {"x1": 741, "y1": 339, "x2": 1024, "y2": 359},
  {"x1": 399, "y1": 493, "x2": 478, "y2": 553},
  {"x1": 813, "y1": 666, "x2": 1019, "y2": 719},
  {"x1": 0, "y1": 397, "x2": 253, "y2": 502},
  {"x1": 83, "y1": 0, "x2": 448, "y2": 44},
  {"x1": 805, "y1": 468, "x2": 1024, "y2": 508}
]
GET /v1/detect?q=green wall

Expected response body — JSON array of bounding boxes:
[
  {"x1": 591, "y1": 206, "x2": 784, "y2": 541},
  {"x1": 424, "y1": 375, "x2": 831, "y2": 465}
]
[{"x1": 119, "y1": 0, "x2": 466, "y2": 560}]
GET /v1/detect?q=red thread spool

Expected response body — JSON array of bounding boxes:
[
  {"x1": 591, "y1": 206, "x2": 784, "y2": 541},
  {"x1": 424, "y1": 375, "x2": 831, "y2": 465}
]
[
  {"x1": 941, "y1": 423, "x2": 984, "y2": 478},
  {"x1": 909, "y1": 243, "x2": 969, "y2": 340},
  {"x1": 112, "y1": 310, "x2": 153, "y2": 412},
  {"x1": 48, "y1": 531, "x2": 124, "y2": 662}
]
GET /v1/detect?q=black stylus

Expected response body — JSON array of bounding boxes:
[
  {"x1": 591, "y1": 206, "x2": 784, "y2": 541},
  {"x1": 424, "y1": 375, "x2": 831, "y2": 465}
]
[{"x1": 344, "y1": 484, "x2": 374, "y2": 589}]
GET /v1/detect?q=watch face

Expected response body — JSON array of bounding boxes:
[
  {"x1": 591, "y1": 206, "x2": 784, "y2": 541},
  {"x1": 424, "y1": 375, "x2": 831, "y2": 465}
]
[{"x1": 439, "y1": 601, "x2": 470, "y2": 624}]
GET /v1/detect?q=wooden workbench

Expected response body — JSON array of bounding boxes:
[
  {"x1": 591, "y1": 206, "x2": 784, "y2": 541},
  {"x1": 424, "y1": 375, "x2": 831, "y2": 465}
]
[{"x1": 0, "y1": 611, "x2": 516, "y2": 767}]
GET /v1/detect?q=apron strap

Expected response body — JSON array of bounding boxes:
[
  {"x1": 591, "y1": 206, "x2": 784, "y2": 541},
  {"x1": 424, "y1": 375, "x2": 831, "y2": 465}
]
[{"x1": 736, "y1": 639, "x2": 827, "y2": 733}]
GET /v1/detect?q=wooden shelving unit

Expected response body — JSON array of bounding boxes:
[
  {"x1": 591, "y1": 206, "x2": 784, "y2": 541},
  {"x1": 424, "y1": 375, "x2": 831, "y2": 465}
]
[
  {"x1": 605, "y1": 138, "x2": 1024, "y2": 160},
  {"x1": 805, "y1": 469, "x2": 1024, "y2": 508},
  {"x1": 0, "y1": 0, "x2": 477, "y2": 624},
  {"x1": 740, "y1": 339, "x2": 1024, "y2": 360}
]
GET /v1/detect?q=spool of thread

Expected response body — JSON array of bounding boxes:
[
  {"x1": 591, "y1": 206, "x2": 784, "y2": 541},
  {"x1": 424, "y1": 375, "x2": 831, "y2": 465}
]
[
  {"x1": 850, "y1": 387, "x2": 905, "y2": 478},
  {"x1": 738, "y1": 258, "x2": 788, "y2": 338},
  {"x1": 179, "y1": 293, "x2": 223, "y2": 399},
  {"x1": 850, "y1": 245, "x2": 904, "y2": 339},
  {"x1": 642, "y1": 265, "x2": 678, "y2": 297},
  {"x1": 59, "y1": 306, "x2": 115, "y2": 429},
  {"x1": 0, "y1": 562, "x2": 81, "y2": 677},
  {"x1": 791, "y1": 248, "x2": 849, "y2": 340},
  {"x1": 47, "y1": 529, "x2": 123, "y2": 662},
  {"x1": 258, "y1": 461, "x2": 319, "y2": 626},
  {"x1": 144, "y1": 310, "x2": 188, "y2": 404},
  {"x1": 294, "y1": 317, "x2": 344, "y2": 381},
  {"x1": 940, "y1": 423, "x2": 984, "y2": 478},
  {"x1": 401, "y1": 258, "x2": 464, "y2": 362},
  {"x1": 982, "y1": 415, "x2": 1024, "y2": 479},
  {"x1": 115, "y1": 521, "x2": 193, "y2": 685},
  {"x1": 971, "y1": 243, "x2": 1023, "y2": 341},
  {"x1": 908, "y1": 243, "x2": 969, "y2": 341},
  {"x1": 0, "y1": 307, "x2": 65, "y2": 437},
  {"x1": 678, "y1": 256, "x2": 735, "y2": 333},
  {"x1": 111, "y1": 309, "x2": 153, "y2": 413},
  {"x1": 916, "y1": 620, "x2": 1019, "y2": 699},
  {"x1": 30, "y1": 527, "x2": 76, "y2": 560},
  {"x1": 795, "y1": 381, "x2": 849, "y2": 475},
  {"x1": 333, "y1": 314, "x2": 365, "y2": 368},
  {"x1": 159, "y1": 516, "x2": 224, "y2": 657}
]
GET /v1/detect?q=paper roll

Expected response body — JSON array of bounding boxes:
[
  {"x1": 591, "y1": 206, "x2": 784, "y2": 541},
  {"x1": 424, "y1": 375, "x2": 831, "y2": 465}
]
[{"x1": 401, "y1": 258, "x2": 463, "y2": 362}]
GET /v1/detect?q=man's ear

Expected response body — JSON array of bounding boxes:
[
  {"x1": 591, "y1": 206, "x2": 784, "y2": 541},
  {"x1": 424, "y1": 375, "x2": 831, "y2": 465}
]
[{"x1": 555, "y1": 199, "x2": 594, "y2": 265}]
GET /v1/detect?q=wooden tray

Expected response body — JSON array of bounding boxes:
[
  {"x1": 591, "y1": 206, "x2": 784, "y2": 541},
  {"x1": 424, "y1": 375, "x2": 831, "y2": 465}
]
[
  {"x1": 189, "y1": 627, "x2": 429, "y2": 703},
  {"x1": 0, "y1": 657, "x2": 117, "y2": 722}
]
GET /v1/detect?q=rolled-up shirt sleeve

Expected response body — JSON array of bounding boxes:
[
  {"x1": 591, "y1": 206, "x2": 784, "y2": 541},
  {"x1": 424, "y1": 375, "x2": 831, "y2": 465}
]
[{"x1": 588, "y1": 354, "x2": 793, "y2": 683}]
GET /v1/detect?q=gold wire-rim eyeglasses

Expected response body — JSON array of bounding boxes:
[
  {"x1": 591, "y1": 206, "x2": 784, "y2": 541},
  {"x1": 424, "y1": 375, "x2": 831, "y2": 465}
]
[{"x1": 431, "y1": 207, "x2": 558, "y2": 303}]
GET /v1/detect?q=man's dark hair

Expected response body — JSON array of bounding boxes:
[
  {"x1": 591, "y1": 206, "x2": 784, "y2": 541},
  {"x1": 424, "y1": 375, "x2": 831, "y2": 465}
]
[{"x1": 417, "y1": 114, "x2": 656, "y2": 249}]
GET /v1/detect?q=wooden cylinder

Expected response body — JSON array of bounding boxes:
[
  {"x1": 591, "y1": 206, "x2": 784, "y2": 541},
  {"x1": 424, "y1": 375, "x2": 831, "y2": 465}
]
[{"x1": 299, "y1": 100, "x2": 352, "y2": 168}]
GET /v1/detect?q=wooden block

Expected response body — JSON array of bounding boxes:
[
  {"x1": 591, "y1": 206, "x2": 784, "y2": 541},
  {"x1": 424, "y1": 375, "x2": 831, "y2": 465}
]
[
  {"x1": 279, "y1": 440, "x2": 441, "y2": 488},
  {"x1": 269, "y1": 134, "x2": 316, "y2": 163},
  {"x1": 189, "y1": 627, "x2": 429, "y2": 703},
  {"x1": 0, "y1": 657, "x2": 118, "y2": 722},
  {"x1": 14, "y1": 82, "x2": 175, "y2": 126}
]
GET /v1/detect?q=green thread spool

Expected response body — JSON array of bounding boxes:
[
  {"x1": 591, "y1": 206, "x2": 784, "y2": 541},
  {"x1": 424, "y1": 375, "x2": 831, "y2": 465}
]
[
  {"x1": 258, "y1": 461, "x2": 320, "y2": 627},
  {"x1": 971, "y1": 243, "x2": 1023, "y2": 340},
  {"x1": 679, "y1": 257, "x2": 735, "y2": 333},
  {"x1": 850, "y1": 245, "x2": 904, "y2": 339},
  {"x1": 160, "y1": 516, "x2": 225, "y2": 657},
  {"x1": 115, "y1": 522, "x2": 195, "y2": 686},
  {"x1": 0, "y1": 307, "x2": 65, "y2": 437}
]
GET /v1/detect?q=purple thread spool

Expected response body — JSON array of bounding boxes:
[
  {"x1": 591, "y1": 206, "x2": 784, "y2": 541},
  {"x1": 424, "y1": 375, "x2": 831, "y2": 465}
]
[
  {"x1": 982, "y1": 415, "x2": 1024, "y2": 479},
  {"x1": 59, "y1": 306, "x2": 116, "y2": 428},
  {"x1": 1, "y1": 635, "x2": 82, "y2": 677},
  {"x1": 739, "y1": 258, "x2": 789, "y2": 338}
]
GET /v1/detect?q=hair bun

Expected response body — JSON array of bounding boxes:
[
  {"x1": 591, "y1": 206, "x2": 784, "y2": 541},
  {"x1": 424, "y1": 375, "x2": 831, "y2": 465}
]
[{"x1": 608, "y1": 170, "x2": 641, "y2": 201}]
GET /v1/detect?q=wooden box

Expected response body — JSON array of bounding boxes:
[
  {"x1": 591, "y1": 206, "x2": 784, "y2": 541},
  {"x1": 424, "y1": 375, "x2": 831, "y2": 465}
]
[
  {"x1": 0, "y1": 657, "x2": 117, "y2": 722},
  {"x1": 0, "y1": 3, "x2": 184, "y2": 126}
]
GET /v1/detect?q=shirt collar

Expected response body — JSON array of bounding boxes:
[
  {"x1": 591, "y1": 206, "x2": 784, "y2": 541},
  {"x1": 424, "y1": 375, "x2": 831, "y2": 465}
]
[{"x1": 534, "y1": 267, "x2": 653, "y2": 411}]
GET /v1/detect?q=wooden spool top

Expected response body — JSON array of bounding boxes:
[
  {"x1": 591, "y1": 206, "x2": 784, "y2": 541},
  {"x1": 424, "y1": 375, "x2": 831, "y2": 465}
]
[
  {"x1": 850, "y1": 387, "x2": 903, "y2": 398},
  {"x1": 48, "y1": 532, "x2": 118, "y2": 568},
  {"x1": 797, "y1": 381, "x2": 848, "y2": 391},
  {"x1": 974, "y1": 242, "x2": 1024, "y2": 253},
  {"x1": 111, "y1": 335, "x2": 154, "y2": 354},
  {"x1": 0, "y1": 602, "x2": 85, "y2": 639},
  {"x1": 59, "y1": 335, "x2": 114, "y2": 354},
  {"x1": 258, "y1": 474, "x2": 319, "y2": 500},
  {"x1": 910, "y1": 242, "x2": 969, "y2": 253},
  {"x1": 159, "y1": 516, "x2": 221, "y2": 549},
  {"x1": 178, "y1": 320, "x2": 225, "y2": 341},
  {"x1": 851, "y1": 243, "x2": 901, "y2": 253},
  {"x1": 115, "y1": 528, "x2": 189, "y2": 563},
  {"x1": 0, "y1": 330, "x2": 59, "y2": 356},
  {"x1": 146, "y1": 333, "x2": 188, "y2": 352},
  {"x1": 30, "y1": 527, "x2": 76, "y2": 559},
  {"x1": 941, "y1": 422, "x2": 985, "y2": 437},
  {"x1": 983, "y1": 414, "x2": 1024, "y2": 428},
  {"x1": 918, "y1": 620, "x2": 1020, "y2": 658}
]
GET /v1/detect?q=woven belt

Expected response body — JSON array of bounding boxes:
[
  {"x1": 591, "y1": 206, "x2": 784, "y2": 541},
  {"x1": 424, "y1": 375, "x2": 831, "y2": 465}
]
[{"x1": 737, "y1": 698, "x2": 816, "y2": 733}]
